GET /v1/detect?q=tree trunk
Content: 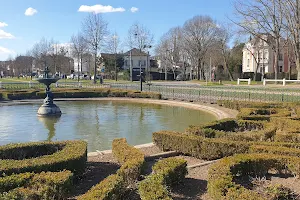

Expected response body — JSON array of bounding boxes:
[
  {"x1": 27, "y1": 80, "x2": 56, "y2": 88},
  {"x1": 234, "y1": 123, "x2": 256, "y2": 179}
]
[
  {"x1": 296, "y1": 57, "x2": 300, "y2": 80},
  {"x1": 93, "y1": 52, "x2": 97, "y2": 84}
]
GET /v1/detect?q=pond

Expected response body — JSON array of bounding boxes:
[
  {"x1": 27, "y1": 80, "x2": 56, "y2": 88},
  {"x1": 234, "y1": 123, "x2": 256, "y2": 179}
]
[{"x1": 0, "y1": 100, "x2": 216, "y2": 152}]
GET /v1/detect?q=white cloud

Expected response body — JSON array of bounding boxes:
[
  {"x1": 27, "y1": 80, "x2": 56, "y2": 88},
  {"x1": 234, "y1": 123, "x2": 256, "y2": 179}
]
[
  {"x1": 25, "y1": 7, "x2": 38, "y2": 16},
  {"x1": 78, "y1": 4, "x2": 125, "y2": 14},
  {"x1": 130, "y1": 7, "x2": 139, "y2": 13},
  {"x1": 0, "y1": 22, "x2": 8, "y2": 28},
  {"x1": 0, "y1": 30, "x2": 14, "y2": 39},
  {"x1": 0, "y1": 46, "x2": 15, "y2": 54}
]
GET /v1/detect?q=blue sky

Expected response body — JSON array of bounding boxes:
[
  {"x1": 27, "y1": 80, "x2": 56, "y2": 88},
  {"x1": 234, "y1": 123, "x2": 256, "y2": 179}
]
[{"x1": 0, "y1": 0, "x2": 236, "y2": 60}]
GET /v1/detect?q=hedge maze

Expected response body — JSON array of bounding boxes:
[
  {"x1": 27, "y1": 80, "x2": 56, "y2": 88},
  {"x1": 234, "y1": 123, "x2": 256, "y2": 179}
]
[
  {"x1": 153, "y1": 100, "x2": 300, "y2": 199},
  {"x1": 0, "y1": 141, "x2": 87, "y2": 199}
]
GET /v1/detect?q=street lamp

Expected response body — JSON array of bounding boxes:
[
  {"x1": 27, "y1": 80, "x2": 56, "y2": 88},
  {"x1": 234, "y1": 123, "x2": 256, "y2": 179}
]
[
  {"x1": 113, "y1": 34, "x2": 118, "y2": 82},
  {"x1": 143, "y1": 45, "x2": 152, "y2": 84}
]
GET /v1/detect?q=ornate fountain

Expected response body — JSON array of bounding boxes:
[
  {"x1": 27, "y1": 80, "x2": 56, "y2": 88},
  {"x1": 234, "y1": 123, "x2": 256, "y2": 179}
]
[{"x1": 35, "y1": 66, "x2": 61, "y2": 116}]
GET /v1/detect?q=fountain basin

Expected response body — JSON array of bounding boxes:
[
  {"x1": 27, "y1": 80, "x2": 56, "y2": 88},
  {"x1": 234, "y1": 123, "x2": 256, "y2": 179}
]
[{"x1": 37, "y1": 103, "x2": 62, "y2": 116}]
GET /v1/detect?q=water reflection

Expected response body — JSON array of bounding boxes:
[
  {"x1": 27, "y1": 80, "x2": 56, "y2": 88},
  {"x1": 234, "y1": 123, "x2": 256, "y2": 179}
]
[
  {"x1": 38, "y1": 116, "x2": 61, "y2": 141},
  {"x1": 0, "y1": 101, "x2": 216, "y2": 151}
]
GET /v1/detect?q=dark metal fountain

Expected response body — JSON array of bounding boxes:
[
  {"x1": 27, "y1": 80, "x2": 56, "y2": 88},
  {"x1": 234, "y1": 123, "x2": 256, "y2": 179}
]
[{"x1": 35, "y1": 66, "x2": 61, "y2": 116}]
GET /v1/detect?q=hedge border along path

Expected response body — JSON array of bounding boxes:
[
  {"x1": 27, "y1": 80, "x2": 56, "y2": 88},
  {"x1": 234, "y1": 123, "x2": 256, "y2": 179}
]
[
  {"x1": 0, "y1": 170, "x2": 73, "y2": 199},
  {"x1": 78, "y1": 138, "x2": 145, "y2": 200},
  {"x1": 0, "y1": 140, "x2": 87, "y2": 176},
  {"x1": 186, "y1": 118, "x2": 276, "y2": 142},
  {"x1": 0, "y1": 88, "x2": 162, "y2": 100},
  {"x1": 138, "y1": 157, "x2": 187, "y2": 200},
  {"x1": 207, "y1": 153, "x2": 300, "y2": 200}
]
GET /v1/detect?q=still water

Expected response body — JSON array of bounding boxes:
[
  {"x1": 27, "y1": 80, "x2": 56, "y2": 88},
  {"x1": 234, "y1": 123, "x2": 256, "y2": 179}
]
[{"x1": 0, "y1": 100, "x2": 216, "y2": 152}]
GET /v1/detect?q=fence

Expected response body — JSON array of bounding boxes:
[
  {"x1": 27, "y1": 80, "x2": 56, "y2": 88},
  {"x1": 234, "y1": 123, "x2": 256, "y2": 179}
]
[
  {"x1": 1, "y1": 81, "x2": 300, "y2": 103},
  {"x1": 109, "y1": 83, "x2": 300, "y2": 103},
  {"x1": 263, "y1": 78, "x2": 300, "y2": 86}
]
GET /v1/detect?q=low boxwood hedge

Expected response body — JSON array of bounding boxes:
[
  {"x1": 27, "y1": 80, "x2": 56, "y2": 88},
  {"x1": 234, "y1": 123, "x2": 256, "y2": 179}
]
[
  {"x1": 153, "y1": 131, "x2": 300, "y2": 160},
  {"x1": 0, "y1": 140, "x2": 87, "y2": 176},
  {"x1": 138, "y1": 157, "x2": 187, "y2": 200},
  {"x1": 186, "y1": 119, "x2": 276, "y2": 142},
  {"x1": 216, "y1": 100, "x2": 294, "y2": 111},
  {"x1": 80, "y1": 138, "x2": 145, "y2": 199},
  {"x1": 0, "y1": 88, "x2": 162, "y2": 101},
  {"x1": 237, "y1": 108, "x2": 291, "y2": 121},
  {"x1": 208, "y1": 153, "x2": 300, "y2": 200},
  {"x1": 153, "y1": 131, "x2": 251, "y2": 160},
  {"x1": 112, "y1": 138, "x2": 145, "y2": 185},
  {"x1": 77, "y1": 174, "x2": 124, "y2": 200},
  {"x1": 0, "y1": 170, "x2": 73, "y2": 200}
]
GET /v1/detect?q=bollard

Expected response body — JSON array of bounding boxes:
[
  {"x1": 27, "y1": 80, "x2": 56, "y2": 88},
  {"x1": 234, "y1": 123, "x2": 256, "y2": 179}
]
[
  {"x1": 248, "y1": 78, "x2": 251, "y2": 85},
  {"x1": 263, "y1": 79, "x2": 266, "y2": 86},
  {"x1": 283, "y1": 78, "x2": 286, "y2": 86},
  {"x1": 237, "y1": 78, "x2": 240, "y2": 85}
]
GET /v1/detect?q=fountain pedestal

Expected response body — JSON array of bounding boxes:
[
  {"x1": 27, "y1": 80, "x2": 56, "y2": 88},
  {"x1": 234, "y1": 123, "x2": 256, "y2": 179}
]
[{"x1": 35, "y1": 66, "x2": 62, "y2": 116}]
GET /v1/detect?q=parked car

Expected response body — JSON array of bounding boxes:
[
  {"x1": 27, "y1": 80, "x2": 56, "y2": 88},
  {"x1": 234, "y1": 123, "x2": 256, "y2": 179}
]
[{"x1": 176, "y1": 74, "x2": 185, "y2": 81}]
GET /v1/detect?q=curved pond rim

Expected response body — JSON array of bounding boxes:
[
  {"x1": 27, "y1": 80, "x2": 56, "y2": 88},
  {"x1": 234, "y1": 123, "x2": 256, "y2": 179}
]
[{"x1": 0, "y1": 98, "x2": 236, "y2": 120}]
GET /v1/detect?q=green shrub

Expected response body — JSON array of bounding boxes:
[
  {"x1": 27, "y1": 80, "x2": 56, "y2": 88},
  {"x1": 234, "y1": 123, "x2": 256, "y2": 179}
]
[
  {"x1": 216, "y1": 100, "x2": 289, "y2": 111},
  {"x1": 0, "y1": 140, "x2": 87, "y2": 176},
  {"x1": 138, "y1": 158, "x2": 187, "y2": 200},
  {"x1": 77, "y1": 174, "x2": 124, "y2": 200},
  {"x1": 152, "y1": 157, "x2": 187, "y2": 186},
  {"x1": 208, "y1": 153, "x2": 300, "y2": 200},
  {"x1": 153, "y1": 131, "x2": 251, "y2": 160},
  {"x1": 79, "y1": 139, "x2": 145, "y2": 199},
  {"x1": 0, "y1": 170, "x2": 73, "y2": 200},
  {"x1": 127, "y1": 91, "x2": 161, "y2": 99},
  {"x1": 138, "y1": 174, "x2": 171, "y2": 200},
  {"x1": 237, "y1": 108, "x2": 291, "y2": 121},
  {"x1": 112, "y1": 138, "x2": 145, "y2": 185},
  {"x1": 186, "y1": 119, "x2": 276, "y2": 142}
]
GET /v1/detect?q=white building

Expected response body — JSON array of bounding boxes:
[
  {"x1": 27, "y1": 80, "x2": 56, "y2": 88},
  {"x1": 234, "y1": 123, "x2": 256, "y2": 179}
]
[{"x1": 242, "y1": 35, "x2": 290, "y2": 74}]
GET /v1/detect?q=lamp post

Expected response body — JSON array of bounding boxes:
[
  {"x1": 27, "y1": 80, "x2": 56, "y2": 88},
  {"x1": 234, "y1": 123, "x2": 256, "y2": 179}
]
[
  {"x1": 112, "y1": 34, "x2": 118, "y2": 81},
  {"x1": 165, "y1": 49, "x2": 173, "y2": 81},
  {"x1": 143, "y1": 45, "x2": 152, "y2": 84}
]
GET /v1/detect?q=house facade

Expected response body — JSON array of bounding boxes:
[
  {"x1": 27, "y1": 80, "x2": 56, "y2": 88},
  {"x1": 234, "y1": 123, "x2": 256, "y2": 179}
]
[
  {"x1": 242, "y1": 35, "x2": 292, "y2": 75},
  {"x1": 123, "y1": 48, "x2": 150, "y2": 81}
]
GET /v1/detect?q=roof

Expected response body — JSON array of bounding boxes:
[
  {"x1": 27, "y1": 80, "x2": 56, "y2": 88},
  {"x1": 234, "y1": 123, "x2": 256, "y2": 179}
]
[{"x1": 124, "y1": 48, "x2": 148, "y2": 56}]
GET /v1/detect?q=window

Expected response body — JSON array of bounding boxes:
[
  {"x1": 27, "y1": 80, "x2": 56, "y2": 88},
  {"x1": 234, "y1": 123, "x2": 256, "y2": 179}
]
[
  {"x1": 247, "y1": 59, "x2": 250, "y2": 68},
  {"x1": 279, "y1": 66, "x2": 283, "y2": 72},
  {"x1": 279, "y1": 53, "x2": 283, "y2": 61}
]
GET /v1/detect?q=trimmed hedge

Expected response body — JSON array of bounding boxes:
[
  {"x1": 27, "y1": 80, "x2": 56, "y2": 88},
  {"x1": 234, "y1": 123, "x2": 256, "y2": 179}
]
[
  {"x1": 77, "y1": 174, "x2": 124, "y2": 200},
  {"x1": 271, "y1": 118, "x2": 300, "y2": 143},
  {"x1": 216, "y1": 100, "x2": 294, "y2": 111},
  {"x1": 112, "y1": 138, "x2": 145, "y2": 185},
  {"x1": 237, "y1": 107, "x2": 291, "y2": 121},
  {"x1": 80, "y1": 138, "x2": 145, "y2": 199},
  {"x1": 186, "y1": 119, "x2": 276, "y2": 142},
  {"x1": 0, "y1": 170, "x2": 73, "y2": 200},
  {"x1": 0, "y1": 88, "x2": 161, "y2": 101},
  {"x1": 153, "y1": 131, "x2": 300, "y2": 160},
  {"x1": 0, "y1": 140, "x2": 87, "y2": 176},
  {"x1": 138, "y1": 157, "x2": 187, "y2": 200},
  {"x1": 208, "y1": 153, "x2": 300, "y2": 200},
  {"x1": 153, "y1": 131, "x2": 251, "y2": 160}
]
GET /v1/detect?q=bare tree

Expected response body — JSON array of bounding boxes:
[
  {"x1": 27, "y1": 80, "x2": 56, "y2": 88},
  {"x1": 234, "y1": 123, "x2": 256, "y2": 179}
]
[
  {"x1": 156, "y1": 27, "x2": 183, "y2": 79},
  {"x1": 182, "y1": 15, "x2": 221, "y2": 80},
  {"x1": 233, "y1": 0, "x2": 284, "y2": 80},
  {"x1": 127, "y1": 22, "x2": 153, "y2": 50},
  {"x1": 217, "y1": 26, "x2": 235, "y2": 81},
  {"x1": 71, "y1": 33, "x2": 88, "y2": 81},
  {"x1": 82, "y1": 13, "x2": 108, "y2": 83},
  {"x1": 282, "y1": 0, "x2": 300, "y2": 79},
  {"x1": 30, "y1": 38, "x2": 54, "y2": 73}
]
